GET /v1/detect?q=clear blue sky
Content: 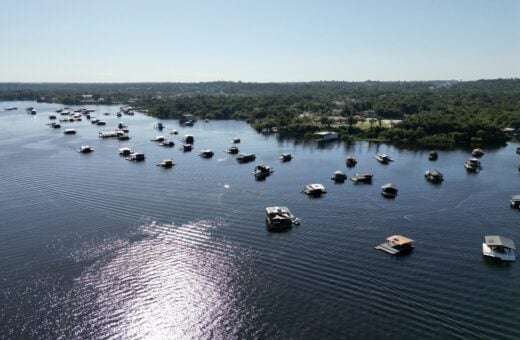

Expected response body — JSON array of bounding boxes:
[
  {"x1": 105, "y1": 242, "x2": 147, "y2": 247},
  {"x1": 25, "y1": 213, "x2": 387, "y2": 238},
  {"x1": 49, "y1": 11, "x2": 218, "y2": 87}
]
[{"x1": 1, "y1": 0, "x2": 518, "y2": 82}]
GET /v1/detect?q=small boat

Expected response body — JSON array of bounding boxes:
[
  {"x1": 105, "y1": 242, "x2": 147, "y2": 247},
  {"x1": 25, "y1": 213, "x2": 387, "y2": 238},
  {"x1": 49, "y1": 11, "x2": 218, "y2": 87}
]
[
  {"x1": 117, "y1": 122, "x2": 128, "y2": 129},
  {"x1": 424, "y1": 170, "x2": 444, "y2": 183},
  {"x1": 346, "y1": 156, "x2": 357, "y2": 167},
  {"x1": 279, "y1": 153, "x2": 292, "y2": 162},
  {"x1": 253, "y1": 164, "x2": 273, "y2": 177},
  {"x1": 78, "y1": 145, "x2": 94, "y2": 153},
  {"x1": 99, "y1": 131, "x2": 119, "y2": 138},
  {"x1": 375, "y1": 154, "x2": 393, "y2": 164},
  {"x1": 375, "y1": 235, "x2": 415, "y2": 255},
  {"x1": 181, "y1": 144, "x2": 193, "y2": 152},
  {"x1": 303, "y1": 183, "x2": 327, "y2": 196},
  {"x1": 119, "y1": 147, "x2": 132, "y2": 156},
  {"x1": 516, "y1": 147, "x2": 520, "y2": 155},
  {"x1": 50, "y1": 122, "x2": 61, "y2": 129},
  {"x1": 170, "y1": 129, "x2": 178, "y2": 135},
  {"x1": 159, "y1": 140, "x2": 175, "y2": 147},
  {"x1": 117, "y1": 134, "x2": 131, "y2": 141},
  {"x1": 91, "y1": 118, "x2": 99, "y2": 124},
  {"x1": 381, "y1": 183, "x2": 398, "y2": 198},
  {"x1": 157, "y1": 159, "x2": 174, "y2": 168},
  {"x1": 511, "y1": 195, "x2": 520, "y2": 209},
  {"x1": 313, "y1": 131, "x2": 338, "y2": 143},
  {"x1": 204, "y1": 119, "x2": 209, "y2": 123},
  {"x1": 151, "y1": 136, "x2": 165, "y2": 142},
  {"x1": 5, "y1": 107, "x2": 17, "y2": 111},
  {"x1": 183, "y1": 135, "x2": 194, "y2": 144},
  {"x1": 265, "y1": 206, "x2": 300, "y2": 231},
  {"x1": 226, "y1": 146, "x2": 239, "y2": 154},
  {"x1": 429, "y1": 150, "x2": 439, "y2": 161},
  {"x1": 350, "y1": 173, "x2": 373, "y2": 184},
  {"x1": 96, "y1": 120, "x2": 106, "y2": 126},
  {"x1": 464, "y1": 157, "x2": 481, "y2": 172},
  {"x1": 155, "y1": 122, "x2": 164, "y2": 130},
  {"x1": 331, "y1": 171, "x2": 347, "y2": 182},
  {"x1": 126, "y1": 152, "x2": 145, "y2": 161},
  {"x1": 116, "y1": 112, "x2": 122, "y2": 117},
  {"x1": 199, "y1": 149, "x2": 214, "y2": 158},
  {"x1": 49, "y1": 115, "x2": 56, "y2": 120},
  {"x1": 103, "y1": 112, "x2": 110, "y2": 116},
  {"x1": 482, "y1": 236, "x2": 516, "y2": 262},
  {"x1": 472, "y1": 148, "x2": 484, "y2": 157},
  {"x1": 64, "y1": 129, "x2": 76, "y2": 135},
  {"x1": 232, "y1": 138, "x2": 241, "y2": 144},
  {"x1": 184, "y1": 120, "x2": 194, "y2": 127},
  {"x1": 236, "y1": 153, "x2": 256, "y2": 163}
]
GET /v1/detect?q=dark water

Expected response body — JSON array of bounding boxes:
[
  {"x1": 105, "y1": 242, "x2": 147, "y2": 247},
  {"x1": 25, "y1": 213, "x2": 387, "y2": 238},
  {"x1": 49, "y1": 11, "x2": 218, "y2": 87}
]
[{"x1": 1, "y1": 101, "x2": 520, "y2": 339}]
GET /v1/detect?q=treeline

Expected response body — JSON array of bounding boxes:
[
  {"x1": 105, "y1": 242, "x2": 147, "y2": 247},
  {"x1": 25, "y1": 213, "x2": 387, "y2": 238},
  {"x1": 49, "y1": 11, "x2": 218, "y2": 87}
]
[{"x1": 1, "y1": 79, "x2": 519, "y2": 148}]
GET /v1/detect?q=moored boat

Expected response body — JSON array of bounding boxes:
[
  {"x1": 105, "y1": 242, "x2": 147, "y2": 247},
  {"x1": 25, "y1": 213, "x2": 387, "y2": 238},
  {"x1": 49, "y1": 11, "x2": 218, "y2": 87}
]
[
  {"x1": 511, "y1": 195, "x2": 520, "y2": 209},
  {"x1": 181, "y1": 144, "x2": 193, "y2": 152},
  {"x1": 375, "y1": 154, "x2": 393, "y2": 164},
  {"x1": 464, "y1": 157, "x2": 481, "y2": 172},
  {"x1": 225, "y1": 146, "x2": 239, "y2": 154},
  {"x1": 199, "y1": 149, "x2": 214, "y2": 158},
  {"x1": 482, "y1": 236, "x2": 516, "y2": 262},
  {"x1": 183, "y1": 135, "x2": 194, "y2": 144},
  {"x1": 159, "y1": 140, "x2": 175, "y2": 147},
  {"x1": 381, "y1": 183, "x2": 398, "y2": 198},
  {"x1": 279, "y1": 153, "x2": 292, "y2": 162},
  {"x1": 253, "y1": 164, "x2": 273, "y2": 177},
  {"x1": 303, "y1": 183, "x2": 327, "y2": 196},
  {"x1": 64, "y1": 128, "x2": 76, "y2": 135},
  {"x1": 119, "y1": 147, "x2": 132, "y2": 156},
  {"x1": 151, "y1": 135, "x2": 165, "y2": 142},
  {"x1": 346, "y1": 156, "x2": 357, "y2": 167},
  {"x1": 265, "y1": 206, "x2": 300, "y2": 231},
  {"x1": 78, "y1": 145, "x2": 94, "y2": 153},
  {"x1": 429, "y1": 150, "x2": 438, "y2": 161},
  {"x1": 375, "y1": 235, "x2": 415, "y2": 255},
  {"x1": 126, "y1": 152, "x2": 145, "y2": 161},
  {"x1": 424, "y1": 170, "x2": 444, "y2": 183},
  {"x1": 237, "y1": 153, "x2": 256, "y2": 163},
  {"x1": 157, "y1": 159, "x2": 174, "y2": 168},
  {"x1": 350, "y1": 173, "x2": 373, "y2": 184},
  {"x1": 232, "y1": 137, "x2": 240, "y2": 143},
  {"x1": 331, "y1": 171, "x2": 347, "y2": 182},
  {"x1": 313, "y1": 131, "x2": 338, "y2": 143},
  {"x1": 472, "y1": 148, "x2": 484, "y2": 157}
]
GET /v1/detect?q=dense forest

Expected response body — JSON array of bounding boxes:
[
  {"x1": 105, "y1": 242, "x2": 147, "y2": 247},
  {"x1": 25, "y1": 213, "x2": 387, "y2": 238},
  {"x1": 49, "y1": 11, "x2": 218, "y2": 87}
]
[{"x1": 1, "y1": 79, "x2": 519, "y2": 148}]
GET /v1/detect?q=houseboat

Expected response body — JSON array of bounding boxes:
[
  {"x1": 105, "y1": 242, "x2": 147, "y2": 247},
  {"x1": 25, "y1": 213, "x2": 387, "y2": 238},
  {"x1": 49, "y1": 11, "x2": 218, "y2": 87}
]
[
  {"x1": 181, "y1": 144, "x2": 193, "y2": 152},
  {"x1": 346, "y1": 156, "x2": 357, "y2": 167},
  {"x1": 155, "y1": 122, "x2": 164, "y2": 130},
  {"x1": 482, "y1": 236, "x2": 516, "y2": 262},
  {"x1": 119, "y1": 147, "x2": 132, "y2": 156},
  {"x1": 279, "y1": 153, "x2": 292, "y2": 162},
  {"x1": 313, "y1": 131, "x2": 338, "y2": 143},
  {"x1": 237, "y1": 153, "x2": 256, "y2": 163},
  {"x1": 78, "y1": 145, "x2": 94, "y2": 153},
  {"x1": 50, "y1": 122, "x2": 61, "y2": 128},
  {"x1": 184, "y1": 120, "x2": 194, "y2": 126},
  {"x1": 331, "y1": 171, "x2": 347, "y2": 182},
  {"x1": 252, "y1": 164, "x2": 273, "y2": 177},
  {"x1": 183, "y1": 135, "x2": 194, "y2": 144},
  {"x1": 265, "y1": 206, "x2": 300, "y2": 231},
  {"x1": 98, "y1": 131, "x2": 118, "y2": 138},
  {"x1": 511, "y1": 195, "x2": 520, "y2": 209},
  {"x1": 157, "y1": 159, "x2": 174, "y2": 168},
  {"x1": 350, "y1": 173, "x2": 373, "y2": 184},
  {"x1": 424, "y1": 170, "x2": 444, "y2": 183},
  {"x1": 232, "y1": 137, "x2": 241, "y2": 143},
  {"x1": 375, "y1": 235, "x2": 415, "y2": 255},
  {"x1": 64, "y1": 129, "x2": 76, "y2": 135},
  {"x1": 49, "y1": 115, "x2": 56, "y2": 120},
  {"x1": 96, "y1": 120, "x2": 106, "y2": 126},
  {"x1": 303, "y1": 184, "x2": 327, "y2": 196},
  {"x1": 472, "y1": 148, "x2": 485, "y2": 157},
  {"x1": 117, "y1": 133, "x2": 130, "y2": 141},
  {"x1": 381, "y1": 183, "x2": 398, "y2": 198},
  {"x1": 464, "y1": 157, "x2": 481, "y2": 172},
  {"x1": 159, "y1": 140, "x2": 175, "y2": 147},
  {"x1": 151, "y1": 136, "x2": 165, "y2": 142},
  {"x1": 375, "y1": 154, "x2": 393, "y2": 164},
  {"x1": 225, "y1": 146, "x2": 239, "y2": 154},
  {"x1": 199, "y1": 149, "x2": 214, "y2": 158},
  {"x1": 126, "y1": 152, "x2": 145, "y2": 161},
  {"x1": 429, "y1": 150, "x2": 438, "y2": 161}
]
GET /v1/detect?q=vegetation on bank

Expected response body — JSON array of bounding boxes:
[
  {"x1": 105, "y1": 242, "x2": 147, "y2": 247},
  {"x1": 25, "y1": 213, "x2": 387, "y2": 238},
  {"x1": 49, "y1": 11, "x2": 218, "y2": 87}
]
[{"x1": 1, "y1": 79, "x2": 519, "y2": 148}]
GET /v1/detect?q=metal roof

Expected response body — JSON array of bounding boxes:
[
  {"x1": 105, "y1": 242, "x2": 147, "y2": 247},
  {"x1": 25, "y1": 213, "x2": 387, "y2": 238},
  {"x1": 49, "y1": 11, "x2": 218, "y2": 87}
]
[{"x1": 485, "y1": 235, "x2": 516, "y2": 250}]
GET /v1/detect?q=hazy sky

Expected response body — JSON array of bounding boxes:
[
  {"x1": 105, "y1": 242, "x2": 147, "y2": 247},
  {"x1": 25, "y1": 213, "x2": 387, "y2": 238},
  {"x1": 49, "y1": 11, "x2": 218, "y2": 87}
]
[{"x1": 1, "y1": 0, "x2": 519, "y2": 82}]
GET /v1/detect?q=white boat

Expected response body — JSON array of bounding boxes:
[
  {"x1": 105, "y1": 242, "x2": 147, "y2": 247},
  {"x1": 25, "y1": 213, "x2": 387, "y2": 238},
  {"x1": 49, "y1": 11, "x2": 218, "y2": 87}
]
[
  {"x1": 375, "y1": 235, "x2": 415, "y2": 255},
  {"x1": 429, "y1": 150, "x2": 439, "y2": 161},
  {"x1": 511, "y1": 195, "x2": 520, "y2": 209},
  {"x1": 226, "y1": 146, "x2": 239, "y2": 154},
  {"x1": 346, "y1": 156, "x2": 357, "y2": 167},
  {"x1": 181, "y1": 144, "x2": 193, "y2": 152},
  {"x1": 265, "y1": 206, "x2": 300, "y2": 230},
  {"x1": 482, "y1": 236, "x2": 516, "y2": 261},
  {"x1": 64, "y1": 128, "x2": 76, "y2": 135},
  {"x1": 425, "y1": 170, "x2": 444, "y2": 183},
  {"x1": 119, "y1": 147, "x2": 132, "y2": 156},
  {"x1": 375, "y1": 154, "x2": 393, "y2": 164},
  {"x1": 78, "y1": 145, "x2": 94, "y2": 153},
  {"x1": 232, "y1": 137, "x2": 240, "y2": 143},
  {"x1": 159, "y1": 140, "x2": 175, "y2": 147},
  {"x1": 313, "y1": 131, "x2": 338, "y2": 143},
  {"x1": 151, "y1": 136, "x2": 165, "y2": 142},
  {"x1": 303, "y1": 183, "x2": 327, "y2": 196},
  {"x1": 381, "y1": 183, "x2": 398, "y2": 198},
  {"x1": 50, "y1": 122, "x2": 61, "y2": 129},
  {"x1": 98, "y1": 131, "x2": 118, "y2": 138},
  {"x1": 157, "y1": 159, "x2": 174, "y2": 168},
  {"x1": 199, "y1": 149, "x2": 214, "y2": 158},
  {"x1": 464, "y1": 157, "x2": 481, "y2": 172},
  {"x1": 253, "y1": 164, "x2": 273, "y2": 177},
  {"x1": 126, "y1": 152, "x2": 145, "y2": 161},
  {"x1": 170, "y1": 129, "x2": 178, "y2": 135},
  {"x1": 472, "y1": 148, "x2": 484, "y2": 157}
]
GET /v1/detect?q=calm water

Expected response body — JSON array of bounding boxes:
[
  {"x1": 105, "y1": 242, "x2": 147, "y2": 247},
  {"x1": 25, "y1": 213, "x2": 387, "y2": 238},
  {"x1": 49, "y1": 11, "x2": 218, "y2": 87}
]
[{"x1": 1, "y1": 101, "x2": 520, "y2": 339}]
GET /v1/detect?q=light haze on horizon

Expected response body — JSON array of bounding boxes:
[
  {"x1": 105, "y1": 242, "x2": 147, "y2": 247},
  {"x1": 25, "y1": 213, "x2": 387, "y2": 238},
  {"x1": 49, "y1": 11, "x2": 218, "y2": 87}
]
[{"x1": 1, "y1": 0, "x2": 519, "y2": 82}]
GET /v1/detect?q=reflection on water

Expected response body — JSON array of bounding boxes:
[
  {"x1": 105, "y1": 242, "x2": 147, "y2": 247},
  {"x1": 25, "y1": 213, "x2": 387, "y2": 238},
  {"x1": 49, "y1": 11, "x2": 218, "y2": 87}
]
[{"x1": 1, "y1": 101, "x2": 520, "y2": 339}]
